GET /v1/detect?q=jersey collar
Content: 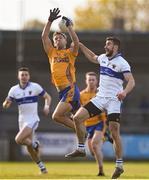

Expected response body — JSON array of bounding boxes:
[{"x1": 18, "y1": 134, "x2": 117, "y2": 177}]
[
  {"x1": 19, "y1": 82, "x2": 30, "y2": 90},
  {"x1": 108, "y1": 53, "x2": 122, "y2": 61}
]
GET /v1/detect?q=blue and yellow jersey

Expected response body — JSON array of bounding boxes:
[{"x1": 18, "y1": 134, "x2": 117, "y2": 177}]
[
  {"x1": 80, "y1": 89, "x2": 106, "y2": 127},
  {"x1": 48, "y1": 47, "x2": 77, "y2": 88}
]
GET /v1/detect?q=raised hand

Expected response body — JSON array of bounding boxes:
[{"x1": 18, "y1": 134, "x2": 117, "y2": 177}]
[
  {"x1": 62, "y1": 16, "x2": 73, "y2": 27},
  {"x1": 48, "y1": 8, "x2": 61, "y2": 22}
]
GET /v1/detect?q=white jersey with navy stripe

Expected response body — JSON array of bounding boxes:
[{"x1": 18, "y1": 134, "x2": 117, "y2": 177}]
[
  {"x1": 7, "y1": 82, "x2": 45, "y2": 122},
  {"x1": 97, "y1": 53, "x2": 131, "y2": 97}
]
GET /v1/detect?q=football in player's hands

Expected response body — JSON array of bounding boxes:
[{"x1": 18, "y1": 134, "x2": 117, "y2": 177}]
[
  {"x1": 58, "y1": 17, "x2": 73, "y2": 32},
  {"x1": 62, "y1": 16, "x2": 73, "y2": 27}
]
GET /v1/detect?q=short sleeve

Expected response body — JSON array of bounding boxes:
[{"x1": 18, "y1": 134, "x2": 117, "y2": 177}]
[
  {"x1": 97, "y1": 54, "x2": 105, "y2": 64},
  {"x1": 47, "y1": 47, "x2": 54, "y2": 60},
  {"x1": 7, "y1": 87, "x2": 15, "y2": 101},
  {"x1": 68, "y1": 48, "x2": 78, "y2": 57},
  {"x1": 34, "y1": 83, "x2": 46, "y2": 96},
  {"x1": 121, "y1": 60, "x2": 131, "y2": 73}
]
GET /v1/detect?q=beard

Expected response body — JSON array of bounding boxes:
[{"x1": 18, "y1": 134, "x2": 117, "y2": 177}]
[{"x1": 106, "y1": 49, "x2": 114, "y2": 57}]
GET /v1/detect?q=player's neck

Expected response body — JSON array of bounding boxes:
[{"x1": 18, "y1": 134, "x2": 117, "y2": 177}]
[
  {"x1": 19, "y1": 82, "x2": 29, "y2": 89},
  {"x1": 108, "y1": 52, "x2": 121, "y2": 60},
  {"x1": 56, "y1": 46, "x2": 66, "y2": 50},
  {"x1": 86, "y1": 86, "x2": 96, "y2": 93}
]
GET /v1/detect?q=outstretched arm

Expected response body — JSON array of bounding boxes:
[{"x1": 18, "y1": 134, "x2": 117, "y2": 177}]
[
  {"x1": 79, "y1": 42, "x2": 98, "y2": 64},
  {"x1": 62, "y1": 17, "x2": 79, "y2": 54},
  {"x1": 41, "y1": 8, "x2": 61, "y2": 54},
  {"x1": 67, "y1": 26, "x2": 79, "y2": 54}
]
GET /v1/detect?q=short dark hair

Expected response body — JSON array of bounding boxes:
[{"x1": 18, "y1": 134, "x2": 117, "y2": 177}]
[
  {"x1": 86, "y1": 72, "x2": 98, "y2": 79},
  {"x1": 18, "y1": 67, "x2": 29, "y2": 72},
  {"x1": 106, "y1": 36, "x2": 121, "y2": 50},
  {"x1": 53, "y1": 32, "x2": 67, "y2": 39}
]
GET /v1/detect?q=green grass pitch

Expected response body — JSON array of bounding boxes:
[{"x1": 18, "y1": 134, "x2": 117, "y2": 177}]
[{"x1": 0, "y1": 161, "x2": 149, "y2": 179}]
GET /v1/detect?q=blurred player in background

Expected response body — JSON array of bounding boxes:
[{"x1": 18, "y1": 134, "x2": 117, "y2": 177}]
[
  {"x1": 3, "y1": 67, "x2": 51, "y2": 174},
  {"x1": 41, "y1": 8, "x2": 80, "y2": 129},
  {"x1": 66, "y1": 37, "x2": 135, "y2": 179},
  {"x1": 80, "y1": 72, "x2": 106, "y2": 176}
]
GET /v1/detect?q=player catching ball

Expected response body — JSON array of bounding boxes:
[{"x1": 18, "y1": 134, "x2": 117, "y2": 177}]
[{"x1": 41, "y1": 8, "x2": 80, "y2": 129}]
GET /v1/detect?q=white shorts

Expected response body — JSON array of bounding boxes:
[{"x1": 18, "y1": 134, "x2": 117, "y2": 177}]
[
  {"x1": 91, "y1": 96, "x2": 122, "y2": 115},
  {"x1": 19, "y1": 120, "x2": 39, "y2": 132}
]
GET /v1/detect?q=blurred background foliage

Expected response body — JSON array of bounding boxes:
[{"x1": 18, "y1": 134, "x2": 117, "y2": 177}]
[{"x1": 74, "y1": 0, "x2": 149, "y2": 31}]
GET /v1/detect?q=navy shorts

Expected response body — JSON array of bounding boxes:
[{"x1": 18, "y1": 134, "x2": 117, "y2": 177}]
[
  {"x1": 59, "y1": 84, "x2": 80, "y2": 112},
  {"x1": 86, "y1": 121, "x2": 104, "y2": 139}
]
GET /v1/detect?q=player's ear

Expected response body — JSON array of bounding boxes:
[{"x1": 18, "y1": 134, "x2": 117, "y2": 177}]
[{"x1": 114, "y1": 44, "x2": 118, "y2": 51}]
